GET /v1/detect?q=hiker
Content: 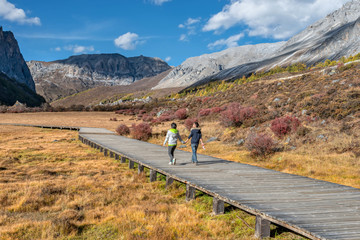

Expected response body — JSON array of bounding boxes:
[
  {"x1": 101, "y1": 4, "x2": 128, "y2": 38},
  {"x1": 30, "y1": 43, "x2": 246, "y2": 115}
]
[
  {"x1": 163, "y1": 122, "x2": 185, "y2": 165},
  {"x1": 185, "y1": 121, "x2": 204, "y2": 166}
]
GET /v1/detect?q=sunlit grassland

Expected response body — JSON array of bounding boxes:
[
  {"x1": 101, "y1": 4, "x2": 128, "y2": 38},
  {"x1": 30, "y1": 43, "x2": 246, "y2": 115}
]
[{"x1": 0, "y1": 126, "x2": 304, "y2": 239}]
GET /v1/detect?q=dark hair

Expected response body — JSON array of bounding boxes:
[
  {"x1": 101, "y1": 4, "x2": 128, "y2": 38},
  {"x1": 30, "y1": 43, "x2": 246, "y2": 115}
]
[
  {"x1": 171, "y1": 122, "x2": 177, "y2": 129},
  {"x1": 194, "y1": 121, "x2": 199, "y2": 128}
]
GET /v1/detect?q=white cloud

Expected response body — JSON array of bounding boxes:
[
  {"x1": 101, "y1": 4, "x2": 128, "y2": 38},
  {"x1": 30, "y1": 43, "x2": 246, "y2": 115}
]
[
  {"x1": 54, "y1": 47, "x2": 61, "y2": 51},
  {"x1": 0, "y1": 0, "x2": 40, "y2": 25},
  {"x1": 208, "y1": 33, "x2": 245, "y2": 49},
  {"x1": 179, "y1": 34, "x2": 188, "y2": 42},
  {"x1": 165, "y1": 56, "x2": 171, "y2": 62},
  {"x1": 63, "y1": 45, "x2": 95, "y2": 54},
  {"x1": 149, "y1": 0, "x2": 172, "y2": 5},
  {"x1": 203, "y1": 0, "x2": 351, "y2": 39},
  {"x1": 114, "y1": 32, "x2": 144, "y2": 50},
  {"x1": 179, "y1": 17, "x2": 201, "y2": 41}
]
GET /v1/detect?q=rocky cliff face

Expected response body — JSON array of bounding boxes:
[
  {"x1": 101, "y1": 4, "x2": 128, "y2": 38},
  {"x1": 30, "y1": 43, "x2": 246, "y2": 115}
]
[
  {"x1": 28, "y1": 54, "x2": 171, "y2": 102},
  {"x1": 0, "y1": 27, "x2": 35, "y2": 91},
  {"x1": 155, "y1": 0, "x2": 360, "y2": 89},
  {"x1": 153, "y1": 42, "x2": 285, "y2": 89}
]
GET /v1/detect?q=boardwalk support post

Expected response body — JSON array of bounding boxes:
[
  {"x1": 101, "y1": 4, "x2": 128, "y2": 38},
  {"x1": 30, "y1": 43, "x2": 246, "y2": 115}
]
[
  {"x1": 150, "y1": 169, "x2": 157, "y2": 182},
  {"x1": 114, "y1": 154, "x2": 119, "y2": 160},
  {"x1": 100, "y1": 147, "x2": 103, "y2": 153},
  {"x1": 138, "y1": 164, "x2": 144, "y2": 174},
  {"x1": 186, "y1": 184, "x2": 196, "y2": 201},
  {"x1": 104, "y1": 149, "x2": 108, "y2": 156},
  {"x1": 109, "y1": 151, "x2": 114, "y2": 158},
  {"x1": 166, "y1": 176, "x2": 174, "y2": 188},
  {"x1": 212, "y1": 198, "x2": 224, "y2": 215},
  {"x1": 121, "y1": 156, "x2": 126, "y2": 163},
  {"x1": 255, "y1": 216, "x2": 270, "y2": 239},
  {"x1": 129, "y1": 160, "x2": 134, "y2": 169}
]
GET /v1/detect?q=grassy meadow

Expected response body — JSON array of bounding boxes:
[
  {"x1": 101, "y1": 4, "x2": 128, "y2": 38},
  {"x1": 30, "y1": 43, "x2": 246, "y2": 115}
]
[{"x1": 0, "y1": 124, "x2": 306, "y2": 239}]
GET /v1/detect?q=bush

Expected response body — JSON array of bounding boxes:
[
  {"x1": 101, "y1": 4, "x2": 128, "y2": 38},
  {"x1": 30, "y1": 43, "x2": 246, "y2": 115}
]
[
  {"x1": 184, "y1": 118, "x2": 198, "y2": 131},
  {"x1": 270, "y1": 116, "x2": 301, "y2": 138},
  {"x1": 174, "y1": 108, "x2": 188, "y2": 120},
  {"x1": 221, "y1": 103, "x2": 258, "y2": 127},
  {"x1": 210, "y1": 107, "x2": 223, "y2": 114},
  {"x1": 198, "y1": 108, "x2": 211, "y2": 117},
  {"x1": 116, "y1": 124, "x2": 130, "y2": 136},
  {"x1": 142, "y1": 114, "x2": 154, "y2": 122},
  {"x1": 131, "y1": 123, "x2": 152, "y2": 141},
  {"x1": 246, "y1": 132, "x2": 276, "y2": 157}
]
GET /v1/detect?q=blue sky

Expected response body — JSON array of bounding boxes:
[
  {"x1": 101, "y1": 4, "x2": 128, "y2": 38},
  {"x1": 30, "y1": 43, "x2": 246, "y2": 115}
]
[{"x1": 0, "y1": 0, "x2": 352, "y2": 66}]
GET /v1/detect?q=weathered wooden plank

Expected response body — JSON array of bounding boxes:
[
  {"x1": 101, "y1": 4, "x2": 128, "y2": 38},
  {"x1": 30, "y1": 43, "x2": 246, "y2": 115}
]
[
  {"x1": 186, "y1": 184, "x2": 196, "y2": 201},
  {"x1": 255, "y1": 215, "x2": 270, "y2": 239},
  {"x1": 166, "y1": 176, "x2": 174, "y2": 188},
  {"x1": 150, "y1": 169, "x2": 157, "y2": 182},
  {"x1": 138, "y1": 164, "x2": 144, "y2": 174},
  {"x1": 212, "y1": 198, "x2": 224, "y2": 215}
]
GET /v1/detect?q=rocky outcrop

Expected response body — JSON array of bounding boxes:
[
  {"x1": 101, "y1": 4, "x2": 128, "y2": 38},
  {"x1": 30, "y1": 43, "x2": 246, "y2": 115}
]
[
  {"x1": 0, "y1": 27, "x2": 35, "y2": 91},
  {"x1": 28, "y1": 54, "x2": 171, "y2": 102},
  {"x1": 188, "y1": 0, "x2": 360, "y2": 87},
  {"x1": 153, "y1": 42, "x2": 285, "y2": 89}
]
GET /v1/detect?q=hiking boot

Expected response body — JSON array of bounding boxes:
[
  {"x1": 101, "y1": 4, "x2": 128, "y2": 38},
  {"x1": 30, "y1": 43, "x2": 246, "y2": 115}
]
[
  {"x1": 195, "y1": 162, "x2": 198, "y2": 166},
  {"x1": 169, "y1": 161, "x2": 173, "y2": 165},
  {"x1": 173, "y1": 158, "x2": 176, "y2": 165}
]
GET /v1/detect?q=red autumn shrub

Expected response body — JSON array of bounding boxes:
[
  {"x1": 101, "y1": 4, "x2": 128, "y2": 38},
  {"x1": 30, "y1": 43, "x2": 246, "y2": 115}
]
[
  {"x1": 158, "y1": 114, "x2": 176, "y2": 122},
  {"x1": 198, "y1": 108, "x2": 211, "y2": 117},
  {"x1": 270, "y1": 116, "x2": 301, "y2": 137},
  {"x1": 174, "y1": 108, "x2": 188, "y2": 120},
  {"x1": 246, "y1": 132, "x2": 276, "y2": 157},
  {"x1": 210, "y1": 107, "x2": 223, "y2": 114},
  {"x1": 142, "y1": 114, "x2": 154, "y2": 122},
  {"x1": 184, "y1": 118, "x2": 198, "y2": 131},
  {"x1": 131, "y1": 123, "x2": 152, "y2": 141},
  {"x1": 221, "y1": 103, "x2": 258, "y2": 127},
  {"x1": 116, "y1": 124, "x2": 130, "y2": 136}
]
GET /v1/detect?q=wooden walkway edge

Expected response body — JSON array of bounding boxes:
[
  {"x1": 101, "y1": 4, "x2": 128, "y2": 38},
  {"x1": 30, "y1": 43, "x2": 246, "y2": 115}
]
[{"x1": 2, "y1": 124, "x2": 360, "y2": 239}]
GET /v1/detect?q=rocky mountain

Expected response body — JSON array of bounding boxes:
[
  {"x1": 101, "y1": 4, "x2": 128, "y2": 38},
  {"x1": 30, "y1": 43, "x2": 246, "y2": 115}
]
[
  {"x1": 28, "y1": 54, "x2": 171, "y2": 102},
  {"x1": 153, "y1": 42, "x2": 285, "y2": 89},
  {"x1": 0, "y1": 27, "x2": 35, "y2": 91},
  {"x1": 155, "y1": 0, "x2": 360, "y2": 89},
  {"x1": 0, "y1": 72, "x2": 45, "y2": 107}
]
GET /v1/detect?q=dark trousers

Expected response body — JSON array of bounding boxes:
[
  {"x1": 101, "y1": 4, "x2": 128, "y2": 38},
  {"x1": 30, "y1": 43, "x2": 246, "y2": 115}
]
[{"x1": 168, "y1": 145, "x2": 176, "y2": 161}]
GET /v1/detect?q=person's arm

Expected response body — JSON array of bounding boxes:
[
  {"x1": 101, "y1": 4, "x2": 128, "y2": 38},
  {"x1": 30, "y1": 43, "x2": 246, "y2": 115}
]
[
  {"x1": 199, "y1": 132, "x2": 204, "y2": 147},
  {"x1": 177, "y1": 132, "x2": 185, "y2": 144},
  {"x1": 163, "y1": 131, "x2": 169, "y2": 146},
  {"x1": 185, "y1": 131, "x2": 193, "y2": 144}
]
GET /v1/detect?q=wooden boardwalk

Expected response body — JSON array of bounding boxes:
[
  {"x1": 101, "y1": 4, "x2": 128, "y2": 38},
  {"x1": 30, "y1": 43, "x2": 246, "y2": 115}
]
[
  {"x1": 2, "y1": 123, "x2": 360, "y2": 239},
  {"x1": 78, "y1": 128, "x2": 360, "y2": 240}
]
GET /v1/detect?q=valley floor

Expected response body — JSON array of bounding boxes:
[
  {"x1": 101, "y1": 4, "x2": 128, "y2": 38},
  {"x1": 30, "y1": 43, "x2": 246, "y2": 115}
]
[{"x1": 0, "y1": 124, "x2": 305, "y2": 239}]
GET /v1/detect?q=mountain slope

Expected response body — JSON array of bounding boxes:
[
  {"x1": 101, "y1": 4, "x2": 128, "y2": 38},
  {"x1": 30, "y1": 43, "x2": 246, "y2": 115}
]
[
  {"x1": 0, "y1": 72, "x2": 45, "y2": 107},
  {"x1": 153, "y1": 42, "x2": 285, "y2": 89},
  {"x1": 189, "y1": 0, "x2": 360, "y2": 87},
  {"x1": 51, "y1": 69, "x2": 177, "y2": 108},
  {"x1": 28, "y1": 54, "x2": 171, "y2": 102},
  {"x1": 0, "y1": 27, "x2": 35, "y2": 91}
]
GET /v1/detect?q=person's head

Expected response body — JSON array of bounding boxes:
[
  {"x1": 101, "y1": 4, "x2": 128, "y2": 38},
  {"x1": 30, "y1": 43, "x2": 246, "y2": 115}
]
[
  {"x1": 171, "y1": 122, "x2": 177, "y2": 129},
  {"x1": 193, "y1": 121, "x2": 199, "y2": 128}
]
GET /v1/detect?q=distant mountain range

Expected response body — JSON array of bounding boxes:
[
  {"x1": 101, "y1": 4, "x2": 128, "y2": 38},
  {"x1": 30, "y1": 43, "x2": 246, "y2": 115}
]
[
  {"x1": 28, "y1": 54, "x2": 171, "y2": 102},
  {"x1": 154, "y1": 0, "x2": 360, "y2": 89}
]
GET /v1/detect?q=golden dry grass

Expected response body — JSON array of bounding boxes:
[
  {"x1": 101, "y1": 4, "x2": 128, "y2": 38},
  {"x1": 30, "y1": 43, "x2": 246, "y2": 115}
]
[{"x1": 0, "y1": 125, "x2": 304, "y2": 239}]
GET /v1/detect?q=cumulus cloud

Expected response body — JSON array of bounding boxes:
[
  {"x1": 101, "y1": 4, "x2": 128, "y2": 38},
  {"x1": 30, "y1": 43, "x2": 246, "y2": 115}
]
[
  {"x1": 208, "y1": 33, "x2": 245, "y2": 49},
  {"x1": 179, "y1": 17, "x2": 201, "y2": 41},
  {"x1": 114, "y1": 32, "x2": 144, "y2": 50},
  {"x1": 203, "y1": 0, "x2": 351, "y2": 39},
  {"x1": 165, "y1": 56, "x2": 171, "y2": 62},
  {"x1": 0, "y1": 0, "x2": 40, "y2": 25},
  {"x1": 149, "y1": 0, "x2": 172, "y2": 5},
  {"x1": 63, "y1": 45, "x2": 95, "y2": 54}
]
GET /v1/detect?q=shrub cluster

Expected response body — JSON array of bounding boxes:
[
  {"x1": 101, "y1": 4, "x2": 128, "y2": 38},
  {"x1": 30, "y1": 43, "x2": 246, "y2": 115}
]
[
  {"x1": 198, "y1": 108, "x2": 211, "y2": 117},
  {"x1": 246, "y1": 132, "x2": 276, "y2": 157},
  {"x1": 221, "y1": 103, "x2": 258, "y2": 127},
  {"x1": 174, "y1": 108, "x2": 188, "y2": 120},
  {"x1": 131, "y1": 123, "x2": 152, "y2": 141},
  {"x1": 116, "y1": 124, "x2": 130, "y2": 136},
  {"x1": 270, "y1": 116, "x2": 301, "y2": 138}
]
